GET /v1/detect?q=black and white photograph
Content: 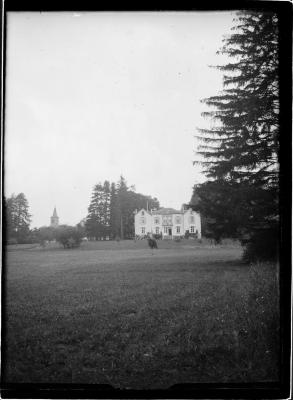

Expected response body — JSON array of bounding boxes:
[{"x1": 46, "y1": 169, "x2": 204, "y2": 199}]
[{"x1": 1, "y1": 3, "x2": 291, "y2": 398}]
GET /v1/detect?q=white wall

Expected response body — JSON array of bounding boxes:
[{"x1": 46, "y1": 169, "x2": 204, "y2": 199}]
[
  {"x1": 152, "y1": 214, "x2": 162, "y2": 235},
  {"x1": 135, "y1": 208, "x2": 201, "y2": 238},
  {"x1": 172, "y1": 213, "x2": 183, "y2": 236},
  {"x1": 183, "y1": 208, "x2": 201, "y2": 238},
  {"x1": 134, "y1": 209, "x2": 152, "y2": 236}
]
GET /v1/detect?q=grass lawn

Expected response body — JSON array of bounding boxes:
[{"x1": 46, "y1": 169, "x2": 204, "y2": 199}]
[{"x1": 3, "y1": 239, "x2": 280, "y2": 389}]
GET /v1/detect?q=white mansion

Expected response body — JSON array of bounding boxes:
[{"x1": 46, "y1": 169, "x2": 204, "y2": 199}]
[{"x1": 134, "y1": 206, "x2": 201, "y2": 239}]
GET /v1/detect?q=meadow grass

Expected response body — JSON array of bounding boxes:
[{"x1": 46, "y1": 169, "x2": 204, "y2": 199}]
[{"x1": 3, "y1": 240, "x2": 279, "y2": 389}]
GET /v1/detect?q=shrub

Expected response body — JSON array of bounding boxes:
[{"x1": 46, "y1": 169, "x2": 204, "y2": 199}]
[
  {"x1": 188, "y1": 233, "x2": 201, "y2": 240},
  {"x1": 55, "y1": 226, "x2": 83, "y2": 249}
]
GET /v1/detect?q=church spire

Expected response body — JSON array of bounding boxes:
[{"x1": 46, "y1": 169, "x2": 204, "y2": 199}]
[
  {"x1": 50, "y1": 206, "x2": 59, "y2": 227},
  {"x1": 53, "y1": 206, "x2": 58, "y2": 218}
]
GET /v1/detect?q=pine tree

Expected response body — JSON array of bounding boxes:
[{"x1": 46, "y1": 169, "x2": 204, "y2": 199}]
[
  {"x1": 109, "y1": 182, "x2": 120, "y2": 239},
  {"x1": 86, "y1": 176, "x2": 160, "y2": 240},
  {"x1": 196, "y1": 11, "x2": 278, "y2": 184},
  {"x1": 194, "y1": 11, "x2": 279, "y2": 261},
  {"x1": 116, "y1": 176, "x2": 129, "y2": 240},
  {"x1": 102, "y1": 180, "x2": 111, "y2": 238},
  {"x1": 86, "y1": 183, "x2": 106, "y2": 240},
  {"x1": 109, "y1": 176, "x2": 161, "y2": 240}
]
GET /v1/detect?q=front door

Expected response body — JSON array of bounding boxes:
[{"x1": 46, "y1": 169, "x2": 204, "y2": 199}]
[{"x1": 168, "y1": 228, "x2": 172, "y2": 236}]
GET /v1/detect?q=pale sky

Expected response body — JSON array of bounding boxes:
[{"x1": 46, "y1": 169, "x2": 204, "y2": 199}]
[{"x1": 5, "y1": 11, "x2": 235, "y2": 228}]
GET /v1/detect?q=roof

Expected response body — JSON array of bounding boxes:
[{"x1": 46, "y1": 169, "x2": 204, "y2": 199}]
[
  {"x1": 52, "y1": 207, "x2": 58, "y2": 218},
  {"x1": 151, "y1": 207, "x2": 183, "y2": 215},
  {"x1": 138, "y1": 208, "x2": 151, "y2": 215}
]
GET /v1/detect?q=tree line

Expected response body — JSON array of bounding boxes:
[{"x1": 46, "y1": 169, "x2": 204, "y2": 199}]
[
  {"x1": 3, "y1": 192, "x2": 83, "y2": 246},
  {"x1": 85, "y1": 176, "x2": 159, "y2": 240},
  {"x1": 4, "y1": 176, "x2": 159, "y2": 245},
  {"x1": 191, "y1": 11, "x2": 280, "y2": 262}
]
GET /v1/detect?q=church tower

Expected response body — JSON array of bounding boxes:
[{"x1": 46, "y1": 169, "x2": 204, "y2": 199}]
[{"x1": 50, "y1": 207, "x2": 59, "y2": 228}]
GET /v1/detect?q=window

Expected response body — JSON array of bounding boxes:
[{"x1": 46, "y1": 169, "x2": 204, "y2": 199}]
[
  {"x1": 141, "y1": 211, "x2": 144, "y2": 215},
  {"x1": 154, "y1": 217, "x2": 160, "y2": 224},
  {"x1": 164, "y1": 227, "x2": 168, "y2": 234},
  {"x1": 141, "y1": 227, "x2": 145, "y2": 234},
  {"x1": 175, "y1": 216, "x2": 181, "y2": 224},
  {"x1": 163, "y1": 216, "x2": 172, "y2": 224},
  {"x1": 189, "y1": 216, "x2": 195, "y2": 224},
  {"x1": 155, "y1": 227, "x2": 160, "y2": 234},
  {"x1": 190, "y1": 226, "x2": 194, "y2": 233},
  {"x1": 176, "y1": 226, "x2": 180, "y2": 233},
  {"x1": 140, "y1": 217, "x2": 145, "y2": 224}
]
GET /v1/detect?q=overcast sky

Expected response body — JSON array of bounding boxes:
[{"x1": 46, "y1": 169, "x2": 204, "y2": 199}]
[{"x1": 5, "y1": 11, "x2": 235, "y2": 228}]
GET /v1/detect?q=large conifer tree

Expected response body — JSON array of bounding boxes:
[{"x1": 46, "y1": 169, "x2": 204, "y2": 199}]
[
  {"x1": 193, "y1": 11, "x2": 279, "y2": 260},
  {"x1": 102, "y1": 180, "x2": 111, "y2": 237},
  {"x1": 85, "y1": 183, "x2": 108, "y2": 240},
  {"x1": 86, "y1": 177, "x2": 160, "y2": 240},
  {"x1": 109, "y1": 182, "x2": 120, "y2": 239}
]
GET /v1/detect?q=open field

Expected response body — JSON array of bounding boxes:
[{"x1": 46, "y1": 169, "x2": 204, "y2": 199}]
[{"x1": 3, "y1": 240, "x2": 279, "y2": 389}]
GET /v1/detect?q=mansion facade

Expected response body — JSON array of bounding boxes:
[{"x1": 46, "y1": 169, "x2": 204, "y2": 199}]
[{"x1": 134, "y1": 206, "x2": 201, "y2": 239}]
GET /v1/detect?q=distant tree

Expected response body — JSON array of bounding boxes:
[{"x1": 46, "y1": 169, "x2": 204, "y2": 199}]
[
  {"x1": 85, "y1": 183, "x2": 107, "y2": 240},
  {"x1": 55, "y1": 225, "x2": 83, "y2": 248},
  {"x1": 86, "y1": 176, "x2": 160, "y2": 240},
  {"x1": 194, "y1": 11, "x2": 279, "y2": 261},
  {"x1": 116, "y1": 176, "x2": 135, "y2": 239},
  {"x1": 5, "y1": 193, "x2": 32, "y2": 244},
  {"x1": 28, "y1": 227, "x2": 43, "y2": 244},
  {"x1": 116, "y1": 176, "x2": 128, "y2": 239},
  {"x1": 34, "y1": 226, "x2": 57, "y2": 246},
  {"x1": 76, "y1": 222, "x2": 86, "y2": 238},
  {"x1": 4, "y1": 195, "x2": 16, "y2": 242},
  {"x1": 109, "y1": 182, "x2": 120, "y2": 239},
  {"x1": 123, "y1": 190, "x2": 160, "y2": 239},
  {"x1": 102, "y1": 180, "x2": 111, "y2": 238},
  {"x1": 115, "y1": 176, "x2": 160, "y2": 239}
]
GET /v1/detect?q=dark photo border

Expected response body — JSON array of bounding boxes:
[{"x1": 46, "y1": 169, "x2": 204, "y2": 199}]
[{"x1": 1, "y1": 1, "x2": 291, "y2": 399}]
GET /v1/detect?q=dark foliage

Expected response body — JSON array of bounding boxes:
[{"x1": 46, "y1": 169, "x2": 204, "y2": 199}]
[
  {"x1": 242, "y1": 225, "x2": 279, "y2": 262},
  {"x1": 55, "y1": 225, "x2": 83, "y2": 249},
  {"x1": 193, "y1": 11, "x2": 279, "y2": 262},
  {"x1": 85, "y1": 181, "x2": 111, "y2": 240},
  {"x1": 86, "y1": 176, "x2": 160, "y2": 240},
  {"x1": 35, "y1": 226, "x2": 57, "y2": 243},
  {"x1": 4, "y1": 193, "x2": 32, "y2": 244}
]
